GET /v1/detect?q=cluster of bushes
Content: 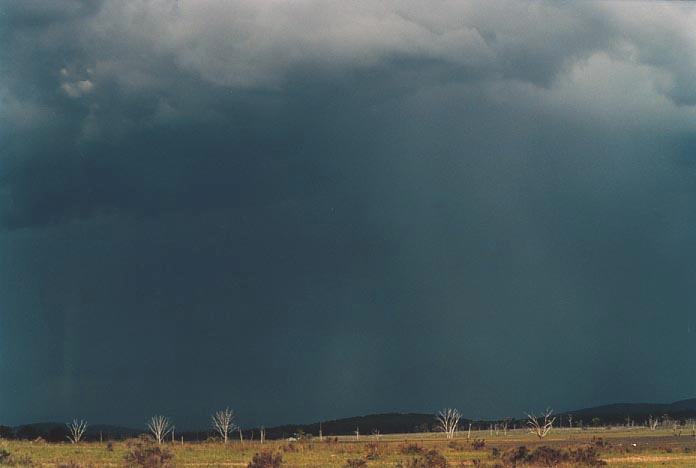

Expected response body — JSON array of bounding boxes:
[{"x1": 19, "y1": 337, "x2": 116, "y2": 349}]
[
  {"x1": 0, "y1": 444, "x2": 35, "y2": 467},
  {"x1": 0, "y1": 446, "x2": 10, "y2": 463},
  {"x1": 248, "y1": 451, "x2": 283, "y2": 468},
  {"x1": 399, "y1": 443, "x2": 425, "y2": 455},
  {"x1": 497, "y1": 445, "x2": 605, "y2": 467},
  {"x1": 343, "y1": 459, "x2": 367, "y2": 468},
  {"x1": 396, "y1": 449, "x2": 448, "y2": 468},
  {"x1": 0, "y1": 425, "x2": 97, "y2": 443},
  {"x1": 342, "y1": 444, "x2": 448, "y2": 468},
  {"x1": 471, "y1": 438, "x2": 486, "y2": 450},
  {"x1": 0, "y1": 425, "x2": 65, "y2": 442},
  {"x1": 123, "y1": 435, "x2": 174, "y2": 468},
  {"x1": 364, "y1": 441, "x2": 382, "y2": 460}
]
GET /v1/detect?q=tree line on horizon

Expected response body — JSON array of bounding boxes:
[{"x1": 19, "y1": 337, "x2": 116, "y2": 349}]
[
  {"x1": 2, "y1": 407, "x2": 692, "y2": 444},
  {"x1": 0, "y1": 408, "x2": 478, "y2": 443}
]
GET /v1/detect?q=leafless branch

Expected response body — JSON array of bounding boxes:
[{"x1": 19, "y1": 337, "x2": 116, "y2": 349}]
[
  {"x1": 436, "y1": 408, "x2": 461, "y2": 439},
  {"x1": 66, "y1": 419, "x2": 88, "y2": 443},
  {"x1": 211, "y1": 408, "x2": 236, "y2": 444},
  {"x1": 526, "y1": 408, "x2": 555, "y2": 439},
  {"x1": 148, "y1": 415, "x2": 173, "y2": 444}
]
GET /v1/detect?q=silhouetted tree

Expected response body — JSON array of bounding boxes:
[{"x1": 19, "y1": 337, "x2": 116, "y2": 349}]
[
  {"x1": 0, "y1": 426, "x2": 14, "y2": 439},
  {"x1": 47, "y1": 426, "x2": 69, "y2": 442},
  {"x1": 16, "y1": 426, "x2": 39, "y2": 440}
]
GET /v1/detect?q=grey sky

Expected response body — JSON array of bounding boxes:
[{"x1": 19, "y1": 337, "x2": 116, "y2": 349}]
[{"x1": 2, "y1": 1, "x2": 696, "y2": 428}]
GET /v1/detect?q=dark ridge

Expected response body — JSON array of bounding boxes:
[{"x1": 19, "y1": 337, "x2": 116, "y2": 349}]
[{"x1": 6, "y1": 398, "x2": 696, "y2": 441}]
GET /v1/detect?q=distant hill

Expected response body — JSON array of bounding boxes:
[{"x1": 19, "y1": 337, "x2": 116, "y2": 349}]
[
  {"x1": 7, "y1": 398, "x2": 696, "y2": 441},
  {"x1": 9, "y1": 422, "x2": 141, "y2": 441},
  {"x1": 553, "y1": 398, "x2": 696, "y2": 426},
  {"x1": 6, "y1": 414, "x2": 446, "y2": 441},
  {"x1": 256, "y1": 412, "x2": 444, "y2": 440}
]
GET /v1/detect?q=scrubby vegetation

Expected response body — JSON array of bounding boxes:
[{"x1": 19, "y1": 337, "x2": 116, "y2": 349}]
[
  {"x1": 2, "y1": 426, "x2": 696, "y2": 466},
  {"x1": 247, "y1": 451, "x2": 283, "y2": 468},
  {"x1": 397, "y1": 449, "x2": 448, "y2": 468},
  {"x1": 123, "y1": 436, "x2": 174, "y2": 467},
  {"x1": 0, "y1": 444, "x2": 34, "y2": 467},
  {"x1": 400, "y1": 442, "x2": 425, "y2": 454},
  {"x1": 343, "y1": 459, "x2": 367, "y2": 468},
  {"x1": 500, "y1": 444, "x2": 605, "y2": 467}
]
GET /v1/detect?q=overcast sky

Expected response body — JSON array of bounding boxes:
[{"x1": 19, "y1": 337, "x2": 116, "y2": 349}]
[{"x1": 3, "y1": 0, "x2": 696, "y2": 429}]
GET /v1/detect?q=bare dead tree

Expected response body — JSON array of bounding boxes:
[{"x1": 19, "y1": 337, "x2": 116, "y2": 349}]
[
  {"x1": 148, "y1": 415, "x2": 174, "y2": 444},
  {"x1": 567, "y1": 414, "x2": 574, "y2": 428},
  {"x1": 435, "y1": 408, "x2": 461, "y2": 439},
  {"x1": 647, "y1": 415, "x2": 659, "y2": 430},
  {"x1": 260, "y1": 426, "x2": 266, "y2": 444},
  {"x1": 526, "y1": 408, "x2": 555, "y2": 439},
  {"x1": 66, "y1": 419, "x2": 88, "y2": 443},
  {"x1": 661, "y1": 414, "x2": 671, "y2": 428},
  {"x1": 211, "y1": 408, "x2": 235, "y2": 443},
  {"x1": 673, "y1": 420, "x2": 681, "y2": 437},
  {"x1": 502, "y1": 418, "x2": 511, "y2": 436},
  {"x1": 354, "y1": 426, "x2": 360, "y2": 441}
]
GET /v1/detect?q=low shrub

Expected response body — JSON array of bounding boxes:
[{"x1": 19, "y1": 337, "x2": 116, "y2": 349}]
[
  {"x1": 248, "y1": 451, "x2": 283, "y2": 468},
  {"x1": 0, "y1": 453, "x2": 35, "y2": 467},
  {"x1": 398, "y1": 449, "x2": 448, "y2": 468},
  {"x1": 447, "y1": 441, "x2": 466, "y2": 451},
  {"x1": 591, "y1": 436, "x2": 607, "y2": 448},
  {"x1": 281, "y1": 442, "x2": 297, "y2": 452},
  {"x1": 567, "y1": 446, "x2": 605, "y2": 466},
  {"x1": 500, "y1": 445, "x2": 605, "y2": 467},
  {"x1": 400, "y1": 443, "x2": 425, "y2": 455},
  {"x1": 526, "y1": 446, "x2": 565, "y2": 466},
  {"x1": 123, "y1": 439, "x2": 174, "y2": 468},
  {"x1": 0, "y1": 448, "x2": 10, "y2": 464},
  {"x1": 471, "y1": 439, "x2": 486, "y2": 450},
  {"x1": 344, "y1": 459, "x2": 367, "y2": 468},
  {"x1": 501, "y1": 446, "x2": 529, "y2": 467},
  {"x1": 364, "y1": 442, "x2": 382, "y2": 460}
]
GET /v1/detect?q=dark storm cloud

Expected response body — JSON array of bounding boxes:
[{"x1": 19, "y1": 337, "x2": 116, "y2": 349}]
[
  {"x1": 3, "y1": 1, "x2": 696, "y2": 428},
  {"x1": 2, "y1": 1, "x2": 693, "y2": 227}
]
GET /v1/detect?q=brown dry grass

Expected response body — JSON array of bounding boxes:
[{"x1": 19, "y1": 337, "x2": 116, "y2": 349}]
[{"x1": 3, "y1": 427, "x2": 696, "y2": 466}]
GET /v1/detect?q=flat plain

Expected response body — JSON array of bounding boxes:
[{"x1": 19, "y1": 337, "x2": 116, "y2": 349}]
[{"x1": 4, "y1": 427, "x2": 696, "y2": 467}]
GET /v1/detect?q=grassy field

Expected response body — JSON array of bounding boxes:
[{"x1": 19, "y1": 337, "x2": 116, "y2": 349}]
[{"x1": 3, "y1": 427, "x2": 696, "y2": 467}]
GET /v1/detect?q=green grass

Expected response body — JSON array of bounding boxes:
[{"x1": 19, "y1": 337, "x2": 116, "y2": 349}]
[{"x1": 3, "y1": 427, "x2": 696, "y2": 466}]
